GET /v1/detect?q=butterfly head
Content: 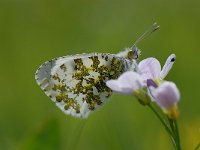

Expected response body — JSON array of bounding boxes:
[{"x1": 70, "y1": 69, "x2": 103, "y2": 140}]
[
  {"x1": 127, "y1": 45, "x2": 141, "y2": 60},
  {"x1": 117, "y1": 45, "x2": 141, "y2": 61}
]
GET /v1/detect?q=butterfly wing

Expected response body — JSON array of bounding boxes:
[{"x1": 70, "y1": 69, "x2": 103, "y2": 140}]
[{"x1": 35, "y1": 53, "x2": 126, "y2": 118}]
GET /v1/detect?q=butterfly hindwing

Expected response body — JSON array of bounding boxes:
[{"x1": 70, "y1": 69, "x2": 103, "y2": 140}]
[{"x1": 35, "y1": 53, "x2": 126, "y2": 118}]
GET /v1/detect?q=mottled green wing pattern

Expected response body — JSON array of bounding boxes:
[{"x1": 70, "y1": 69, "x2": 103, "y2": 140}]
[{"x1": 35, "y1": 53, "x2": 126, "y2": 118}]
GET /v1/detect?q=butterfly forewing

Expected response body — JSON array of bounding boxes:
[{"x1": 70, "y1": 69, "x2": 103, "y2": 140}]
[{"x1": 35, "y1": 53, "x2": 126, "y2": 118}]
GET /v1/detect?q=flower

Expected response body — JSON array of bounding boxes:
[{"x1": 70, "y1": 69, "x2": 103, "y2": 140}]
[
  {"x1": 106, "y1": 71, "x2": 151, "y2": 105},
  {"x1": 106, "y1": 54, "x2": 178, "y2": 106},
  {"x1": 148, "y1": 80, "x2": 180, "y2": 118},
  {"x1": 106, "y1": 71, "x2": 144, "y2": 95},
  {"x1": 138, "y1": 54, "x2": 176, "y2": 83}
]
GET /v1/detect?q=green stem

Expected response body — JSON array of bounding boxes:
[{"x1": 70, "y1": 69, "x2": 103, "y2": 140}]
[
  {"x1": 174, "y1": 119, "x2": 181, "y2": 150},
  {"x1": 169, "y1": 119, "x2": 178, "y2": 150},
  {"x1": 148, "y1": 104, "x2": 176, "y2": 148},
  {"x1": 168, "y1": 118, "x2": 175, "y2": 133},
  {"x1": 168, "y1": 118, "x2": 181, "y2": 150}
]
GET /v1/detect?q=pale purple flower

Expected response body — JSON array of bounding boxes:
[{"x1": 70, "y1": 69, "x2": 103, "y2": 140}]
[
  {"x1": 148, "y1": 80, "x2": 180, "y2": 109},
  {"x1": 106, "y1": 54, "x2": 179, "y2": 107},
  {"x1": 138, "y1": 54, "x2": 176, "y2": 82},
  {"x1": 106, "y1": 71, "x2": 144, "y2": 95},
  {"x1": 106, "y1": 54, "x2": 176, "y2": 94}
]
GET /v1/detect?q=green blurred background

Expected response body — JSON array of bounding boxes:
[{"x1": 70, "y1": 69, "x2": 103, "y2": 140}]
[{"x1": 0, "y1": 0, "x2": 200, "y2": 149}]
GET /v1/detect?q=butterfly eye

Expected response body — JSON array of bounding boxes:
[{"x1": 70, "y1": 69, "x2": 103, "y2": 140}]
[
  {"x1": 132, "y1": 46, "x2": 141, "y2": 59},
  {"x1": 126, "y1": 50, "x2": 134, "y2": 60}
]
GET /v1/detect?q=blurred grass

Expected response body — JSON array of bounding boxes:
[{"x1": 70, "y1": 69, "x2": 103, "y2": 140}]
[{"x1": 0, "y1": 0, "x2": 200, "y2": 149}]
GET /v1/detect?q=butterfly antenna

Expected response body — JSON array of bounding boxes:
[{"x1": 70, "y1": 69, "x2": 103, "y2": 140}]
[
  {"x1": 117, "y1": 23, "x2": 160, "y2": 60},
  {"x1": 132, "y1": 22, "x2": 160, "y2": 48}
]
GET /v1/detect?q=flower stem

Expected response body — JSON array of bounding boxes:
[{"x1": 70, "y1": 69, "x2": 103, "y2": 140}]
[
  {"x1": 174, "y1": 119, "x2": 181, "y2": 150},
  {"x1": 148, "y1": 104, "x2": 176, "y2": 148},
  {"x1": 167, "y1": 117, "x2": 181, "y2": 150}
]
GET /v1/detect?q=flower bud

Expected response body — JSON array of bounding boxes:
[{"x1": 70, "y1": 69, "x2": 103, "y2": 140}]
[
  {"x1": 148, "y1": 81, "x2": 180, "y2": 119},
  {"x1": 134, "y1": 89, "x2": 151, "y2": 105}
]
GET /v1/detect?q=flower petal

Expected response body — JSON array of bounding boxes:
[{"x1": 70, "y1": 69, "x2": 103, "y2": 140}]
[
  {"x1": 150, "y1": 81, "x2": 180, "y2": 109},
  {"x1": 160, "y1": 54, "x2": 176, "y2": 79},
  {"x1": 138, "y1": 57, "x2": 161, "y2": 81},
  {"x1": 147, "y1": 79, "x2": 158, "y2": 88},
  {"x1": 146, "y1": 79, "x2": 157, "y2": 102},
  {"x1": 106, "y1": 80, "x2": 125, "y2": 93},
  {"x1": 106, "y1": 71, "x2": 144, "y2": 95},
  {"x1": 118, "y1": 71, "x2": 144, "y2": 91}
]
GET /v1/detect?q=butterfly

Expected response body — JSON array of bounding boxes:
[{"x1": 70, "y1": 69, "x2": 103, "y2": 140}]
[
  {"x1": 35, "y1": 47, "x2": 140, "y2": 118},
  {"x1": 35, "y1": 23, "x2": 159, "y2": 118}
]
